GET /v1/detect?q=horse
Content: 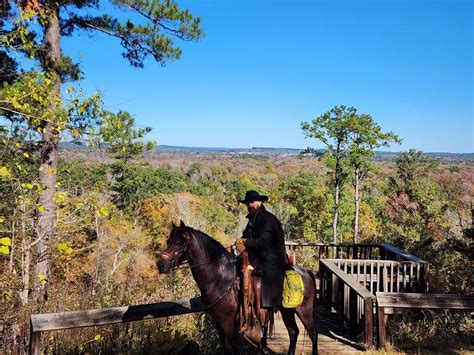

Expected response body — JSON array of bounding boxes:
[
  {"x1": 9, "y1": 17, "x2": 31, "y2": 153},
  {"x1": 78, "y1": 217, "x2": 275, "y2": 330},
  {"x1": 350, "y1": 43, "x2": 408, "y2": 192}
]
[{"x1": 157, "y1": 221, "x2": 318, "y2": 354}]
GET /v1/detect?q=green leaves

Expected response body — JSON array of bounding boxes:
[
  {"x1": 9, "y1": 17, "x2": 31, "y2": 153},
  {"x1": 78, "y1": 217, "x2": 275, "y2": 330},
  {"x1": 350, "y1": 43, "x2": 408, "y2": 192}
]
[{"x1": 66, "y1": 0, "x2": 203, "y2": 68}]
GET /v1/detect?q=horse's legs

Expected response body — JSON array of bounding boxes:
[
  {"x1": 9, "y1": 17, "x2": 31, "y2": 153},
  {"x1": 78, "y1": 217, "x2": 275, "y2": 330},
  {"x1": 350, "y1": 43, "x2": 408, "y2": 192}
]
[
  {"x1": 260, "y1": 308, "x2": 270, "y2": 351},
  {"x1": 296, "y1": 270, "x2": 318, "y2": 354},
  {"x1": 280, "y1": 307, "x2": 299, "y2": 355}
]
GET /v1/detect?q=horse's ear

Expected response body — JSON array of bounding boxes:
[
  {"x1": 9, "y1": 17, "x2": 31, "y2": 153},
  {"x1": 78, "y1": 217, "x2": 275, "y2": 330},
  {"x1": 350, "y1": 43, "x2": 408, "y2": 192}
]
[
  {"x1": 171, "y1": 221, "x2": 177, "y2": 229},
  {"x1": 180, "y1": 220, "x2": 186, "y2": 229}
]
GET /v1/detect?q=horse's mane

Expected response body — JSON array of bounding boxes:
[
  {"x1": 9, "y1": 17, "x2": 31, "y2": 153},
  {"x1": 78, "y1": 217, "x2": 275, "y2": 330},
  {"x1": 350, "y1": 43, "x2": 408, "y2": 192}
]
[{"x1": 186, "y1": 226, "x2": 232, "y2": 262}]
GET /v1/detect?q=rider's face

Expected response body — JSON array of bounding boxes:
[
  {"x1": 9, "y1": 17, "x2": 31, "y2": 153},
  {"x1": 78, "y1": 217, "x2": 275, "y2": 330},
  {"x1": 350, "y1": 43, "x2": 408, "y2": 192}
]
[{"x1": 246, "y1": 200, "x2": 262, "y2": 213}]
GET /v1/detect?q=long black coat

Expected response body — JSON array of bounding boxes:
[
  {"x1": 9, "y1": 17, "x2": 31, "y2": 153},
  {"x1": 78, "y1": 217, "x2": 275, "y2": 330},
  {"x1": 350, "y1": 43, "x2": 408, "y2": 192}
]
[{"x1": 242, "y1": 206, "x2": 286, "y2": 307}]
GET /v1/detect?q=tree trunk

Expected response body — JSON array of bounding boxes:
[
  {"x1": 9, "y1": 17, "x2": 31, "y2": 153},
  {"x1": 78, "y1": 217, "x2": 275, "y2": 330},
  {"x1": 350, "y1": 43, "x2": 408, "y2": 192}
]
[
  {"x1": 33, "y1": 6, "x2": 61, "y2": 303},
  {"x1": 333, "y1": 179, "x2": 339, "y2": 245},
  {"x1": 333, "y1": 143, "x2": 341, "y2": 246},
  {"x1": 20, "y1": 241, "x2": 30, "y2": 305},
  {"x1": 353, "y1": 165, "x2": 360, "y2": 243}
]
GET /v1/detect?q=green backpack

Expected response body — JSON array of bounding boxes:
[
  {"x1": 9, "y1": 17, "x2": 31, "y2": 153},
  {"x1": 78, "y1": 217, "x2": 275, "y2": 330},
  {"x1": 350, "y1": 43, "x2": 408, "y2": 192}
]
[{"x1": 282, "y1": 269, "x2": 304, "y2": 308}]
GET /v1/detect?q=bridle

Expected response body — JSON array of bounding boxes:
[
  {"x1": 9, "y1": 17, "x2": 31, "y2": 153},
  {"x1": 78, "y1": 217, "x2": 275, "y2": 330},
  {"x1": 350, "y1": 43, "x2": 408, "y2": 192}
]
[
  {"x1": 159, "y1": 228, "x2": 237, "y2": 307},
  {"x1": 160, "y1": 228, "x2": 236, "y2": 270}
]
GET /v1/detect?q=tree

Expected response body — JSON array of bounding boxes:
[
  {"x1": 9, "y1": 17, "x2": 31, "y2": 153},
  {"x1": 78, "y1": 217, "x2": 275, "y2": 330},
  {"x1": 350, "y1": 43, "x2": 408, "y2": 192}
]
[
  {"x1": 97, "y1": 111, "x2": 155, "y2": 162},
  {"x1": 384, "y1": 149, "x2": 441, "y2": 248},
  {"x1": 347, "y1": 113, "x2": 401, "y2": 242},
  {"x1": 1, "y1": 1, "x2": 203, "y2": 302},
  {"x1": 301, "y1": 105, "x2": 353, "y2": 244}
]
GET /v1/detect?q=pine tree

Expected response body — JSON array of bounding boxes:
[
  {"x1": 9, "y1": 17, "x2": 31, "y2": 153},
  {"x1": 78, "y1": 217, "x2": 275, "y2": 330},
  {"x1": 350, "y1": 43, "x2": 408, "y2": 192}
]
[{"x1": 0, "y1": 0, "x2": 203, "y2": 302}]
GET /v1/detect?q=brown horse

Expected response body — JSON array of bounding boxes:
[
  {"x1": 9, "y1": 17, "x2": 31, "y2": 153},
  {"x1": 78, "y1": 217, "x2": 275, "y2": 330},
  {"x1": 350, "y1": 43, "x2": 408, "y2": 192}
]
[{"x1": 157, "y1": 221, "x2": 318, "y2": 354}]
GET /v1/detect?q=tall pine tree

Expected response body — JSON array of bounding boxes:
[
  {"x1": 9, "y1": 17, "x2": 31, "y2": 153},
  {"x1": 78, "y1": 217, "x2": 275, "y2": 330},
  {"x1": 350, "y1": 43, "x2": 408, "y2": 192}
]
[{"x1": 1, "y1": 0, "x2": 203, "y2": 302}]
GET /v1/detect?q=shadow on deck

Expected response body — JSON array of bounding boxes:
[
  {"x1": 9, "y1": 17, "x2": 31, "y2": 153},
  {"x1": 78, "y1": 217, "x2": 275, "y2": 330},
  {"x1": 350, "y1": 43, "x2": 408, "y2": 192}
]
[{"x1": 267, "y1": 294, "x2": 364, "y2": 354}]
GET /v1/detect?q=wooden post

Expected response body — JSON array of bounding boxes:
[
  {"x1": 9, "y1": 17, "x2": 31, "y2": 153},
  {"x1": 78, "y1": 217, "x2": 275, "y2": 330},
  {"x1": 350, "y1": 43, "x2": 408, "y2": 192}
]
[
  {"x1": 337, "y1": 279, "x2": 344, "y2": 322},
  {"x1": 380, "y1": 246, "x2": 386, "y2": 260},
  {"x1": 29, "y1": 321, "x2": 41, "y2": 355},
  {"x1": 421, "y1": 264, "x2": 429, "y2": 293},
  {"x1": 364, "y1": 298, "x2": 374, "y2": 348},
  {"x1": 377, "y1": 306, "x2": 386, "y2": 349}
]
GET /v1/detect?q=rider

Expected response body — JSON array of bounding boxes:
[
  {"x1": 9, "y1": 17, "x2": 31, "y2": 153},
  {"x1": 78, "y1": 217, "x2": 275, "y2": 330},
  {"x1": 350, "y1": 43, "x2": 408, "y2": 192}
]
[{"x1": 235, "y1": 190, "x2": 287, "y2": 314}]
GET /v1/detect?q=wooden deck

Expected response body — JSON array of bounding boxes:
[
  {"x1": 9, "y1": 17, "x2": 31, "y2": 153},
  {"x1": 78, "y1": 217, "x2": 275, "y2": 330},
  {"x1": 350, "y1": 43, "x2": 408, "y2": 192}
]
[{"x1": 267, "y1": 297, "x2": 363, "y2": 354}]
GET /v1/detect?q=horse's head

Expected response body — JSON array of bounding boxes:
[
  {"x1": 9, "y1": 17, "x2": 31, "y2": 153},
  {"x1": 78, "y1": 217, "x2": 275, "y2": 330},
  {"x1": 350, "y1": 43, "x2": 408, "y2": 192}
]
[{"x1": 157, "y1": 220, "x2": 190, "y2": 274}]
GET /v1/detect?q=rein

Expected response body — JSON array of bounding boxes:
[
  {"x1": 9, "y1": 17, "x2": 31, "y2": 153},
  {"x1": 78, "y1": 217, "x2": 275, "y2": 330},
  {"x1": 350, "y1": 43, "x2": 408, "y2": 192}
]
[{"x1": 170, "y1": 244, "x2": 235, "y2": 270}]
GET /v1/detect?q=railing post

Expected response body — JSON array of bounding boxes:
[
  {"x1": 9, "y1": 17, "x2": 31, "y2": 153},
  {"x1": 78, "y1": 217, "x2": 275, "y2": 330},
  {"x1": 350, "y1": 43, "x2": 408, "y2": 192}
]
[
  {"x1": 377, "y1": 305, "x2": 386, "y2": 349},
  {"x1": 421, "y1": 263, "x2": 429, "y2": 293},
  {"x1": 29, "y1": 320, "x2": 41, "y2": 355},
  {"x1": 364, "y1": 297, "x2": 374, "y2": 348},
  {"x1": 337, "y1": 279, "x2": 344, "y2": 322}
]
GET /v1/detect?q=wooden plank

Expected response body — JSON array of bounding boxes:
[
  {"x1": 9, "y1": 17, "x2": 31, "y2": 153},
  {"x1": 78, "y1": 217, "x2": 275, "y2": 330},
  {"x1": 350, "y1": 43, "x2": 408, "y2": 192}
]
[
  {"x1": 376, "y1": 293, "x2": 474, "y2": 311},
  {"x1": 370, "y1": 261, "x2": 374, "y2": 294},
  {"x1": 389, "y1": 262, "x2": 393, "y2": 293},
  {"x1": 320, "y1": 260, "x2": 375, "y2": 300},
  {"x1": 31, "y1": 297, "x2": 207, "y2": 332}
]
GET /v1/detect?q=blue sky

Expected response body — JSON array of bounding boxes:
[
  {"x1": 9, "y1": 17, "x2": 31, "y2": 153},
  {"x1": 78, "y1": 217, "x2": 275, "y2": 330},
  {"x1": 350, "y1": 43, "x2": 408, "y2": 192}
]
[{"x1": 62, "y1": 0, "x2": 473, "y2": 152}]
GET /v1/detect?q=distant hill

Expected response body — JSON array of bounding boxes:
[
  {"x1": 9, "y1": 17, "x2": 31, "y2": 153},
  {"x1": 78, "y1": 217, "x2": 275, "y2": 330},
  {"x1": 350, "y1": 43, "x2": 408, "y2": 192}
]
[
  {"x1": 156, "y1": 145, "x2": 473, "y2": 162},
  {"x1": 60, "y1": 143, "x2": 474, "y2": 162},
  {"x1": 157, "y1": 145, "x2": 303, "y2": 155}
]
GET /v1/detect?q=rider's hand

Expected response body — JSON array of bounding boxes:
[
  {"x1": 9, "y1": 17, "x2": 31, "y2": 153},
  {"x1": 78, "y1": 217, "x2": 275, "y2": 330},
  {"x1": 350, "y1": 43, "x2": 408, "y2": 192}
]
[{"x1": 236, "y1": 238, "x2": 246, "y2": 253}]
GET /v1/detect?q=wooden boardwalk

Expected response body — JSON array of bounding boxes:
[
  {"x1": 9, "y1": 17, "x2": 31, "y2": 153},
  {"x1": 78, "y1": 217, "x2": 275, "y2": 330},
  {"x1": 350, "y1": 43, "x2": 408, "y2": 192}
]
[{"x1": 267, "y1": 298, "x2": 363, "y2": 354}]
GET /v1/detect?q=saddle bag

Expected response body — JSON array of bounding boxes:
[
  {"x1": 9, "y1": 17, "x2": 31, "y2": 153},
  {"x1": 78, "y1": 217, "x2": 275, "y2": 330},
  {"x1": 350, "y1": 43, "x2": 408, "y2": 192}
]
[{"x1": 282, "y1": 268, "x2": 304, "y2": 308}]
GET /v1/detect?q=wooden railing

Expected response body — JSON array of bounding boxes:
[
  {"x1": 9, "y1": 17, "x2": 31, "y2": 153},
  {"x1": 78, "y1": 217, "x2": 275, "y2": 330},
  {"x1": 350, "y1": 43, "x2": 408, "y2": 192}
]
[
  {"x1": 376, "y1": 292, "x2": 474, "y2": 348},
  {"x1": 285, "y1": 241, "x2": 427, "y2": 263},
  {"x1": 319, "y1": 259, "x2": 376, "y2": 348},
  {"x1": 285, "y1": 242, "x2": 382, "y2": 263},
  {"x1": 29, "y1": 297, "x2": 207, "y2": 355},
  {"x1": 332, "y1": 259, "x2": 429, "y2": 293}
]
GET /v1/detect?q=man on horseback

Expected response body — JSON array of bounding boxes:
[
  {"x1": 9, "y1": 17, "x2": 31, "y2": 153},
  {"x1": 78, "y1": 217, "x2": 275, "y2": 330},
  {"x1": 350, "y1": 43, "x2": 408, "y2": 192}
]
[{"x1": 235, "y1": 190, "x2": 287, "y2": 344}]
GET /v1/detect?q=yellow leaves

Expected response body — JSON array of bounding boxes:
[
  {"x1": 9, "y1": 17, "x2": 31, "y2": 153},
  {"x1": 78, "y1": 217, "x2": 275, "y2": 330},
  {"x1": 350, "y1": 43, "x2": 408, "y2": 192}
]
[
  {"x1": 53, "y1": 191, "x2": 68, "y2": 204},
  {"x1": 38, "y1": 274, "x2": 47, "y2": 285},
  {"x1": 21, "y1": 183, "x2": 33, "y2": 189},
  {"x1": 75, "y1": 203, "x2": 85, "y2": 210},
  {"x1": 37, "y1": 205, "x2": 46, "y2": 212},
  {"x1": 0, "y1": 166, "x2": 12, "y2": 180},
  {"x1": 93, "y1": 334, "x2": 102, "y2": 342},
  {"x1": 97, "y1": 207, "x2": 109, "y2": 217},
  {"x1": 57, "y1": 242, "x2": 73, "y2": 255},
  {"x1": 23, "y1": 152, "x2": 30, "y2": 158},
  {"x1": 1, "y1": 237, "x2": 11, "y2": 247},
  {"x1": 0, "y1": 237, "x2": 12, "y2": 255},
  {"x1": 48, "y1": 168, "x2": 57, "y2": 176},
  {"x1": 0, "y1": 216, "x2": 4, "y2": 223}
]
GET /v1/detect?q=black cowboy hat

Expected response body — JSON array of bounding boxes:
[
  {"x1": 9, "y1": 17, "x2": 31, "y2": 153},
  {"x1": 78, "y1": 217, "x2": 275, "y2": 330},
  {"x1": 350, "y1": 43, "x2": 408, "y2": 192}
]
[{"x1": 238, "y1": 190, "x2": 269, "y2": 204}]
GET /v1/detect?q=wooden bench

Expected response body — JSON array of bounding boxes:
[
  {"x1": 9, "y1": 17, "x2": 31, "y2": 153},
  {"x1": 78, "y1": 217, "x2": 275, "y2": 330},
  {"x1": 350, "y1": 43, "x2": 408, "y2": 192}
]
[{"x1": 376, "y1": 292, "x2": 474, "y2": 348}]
